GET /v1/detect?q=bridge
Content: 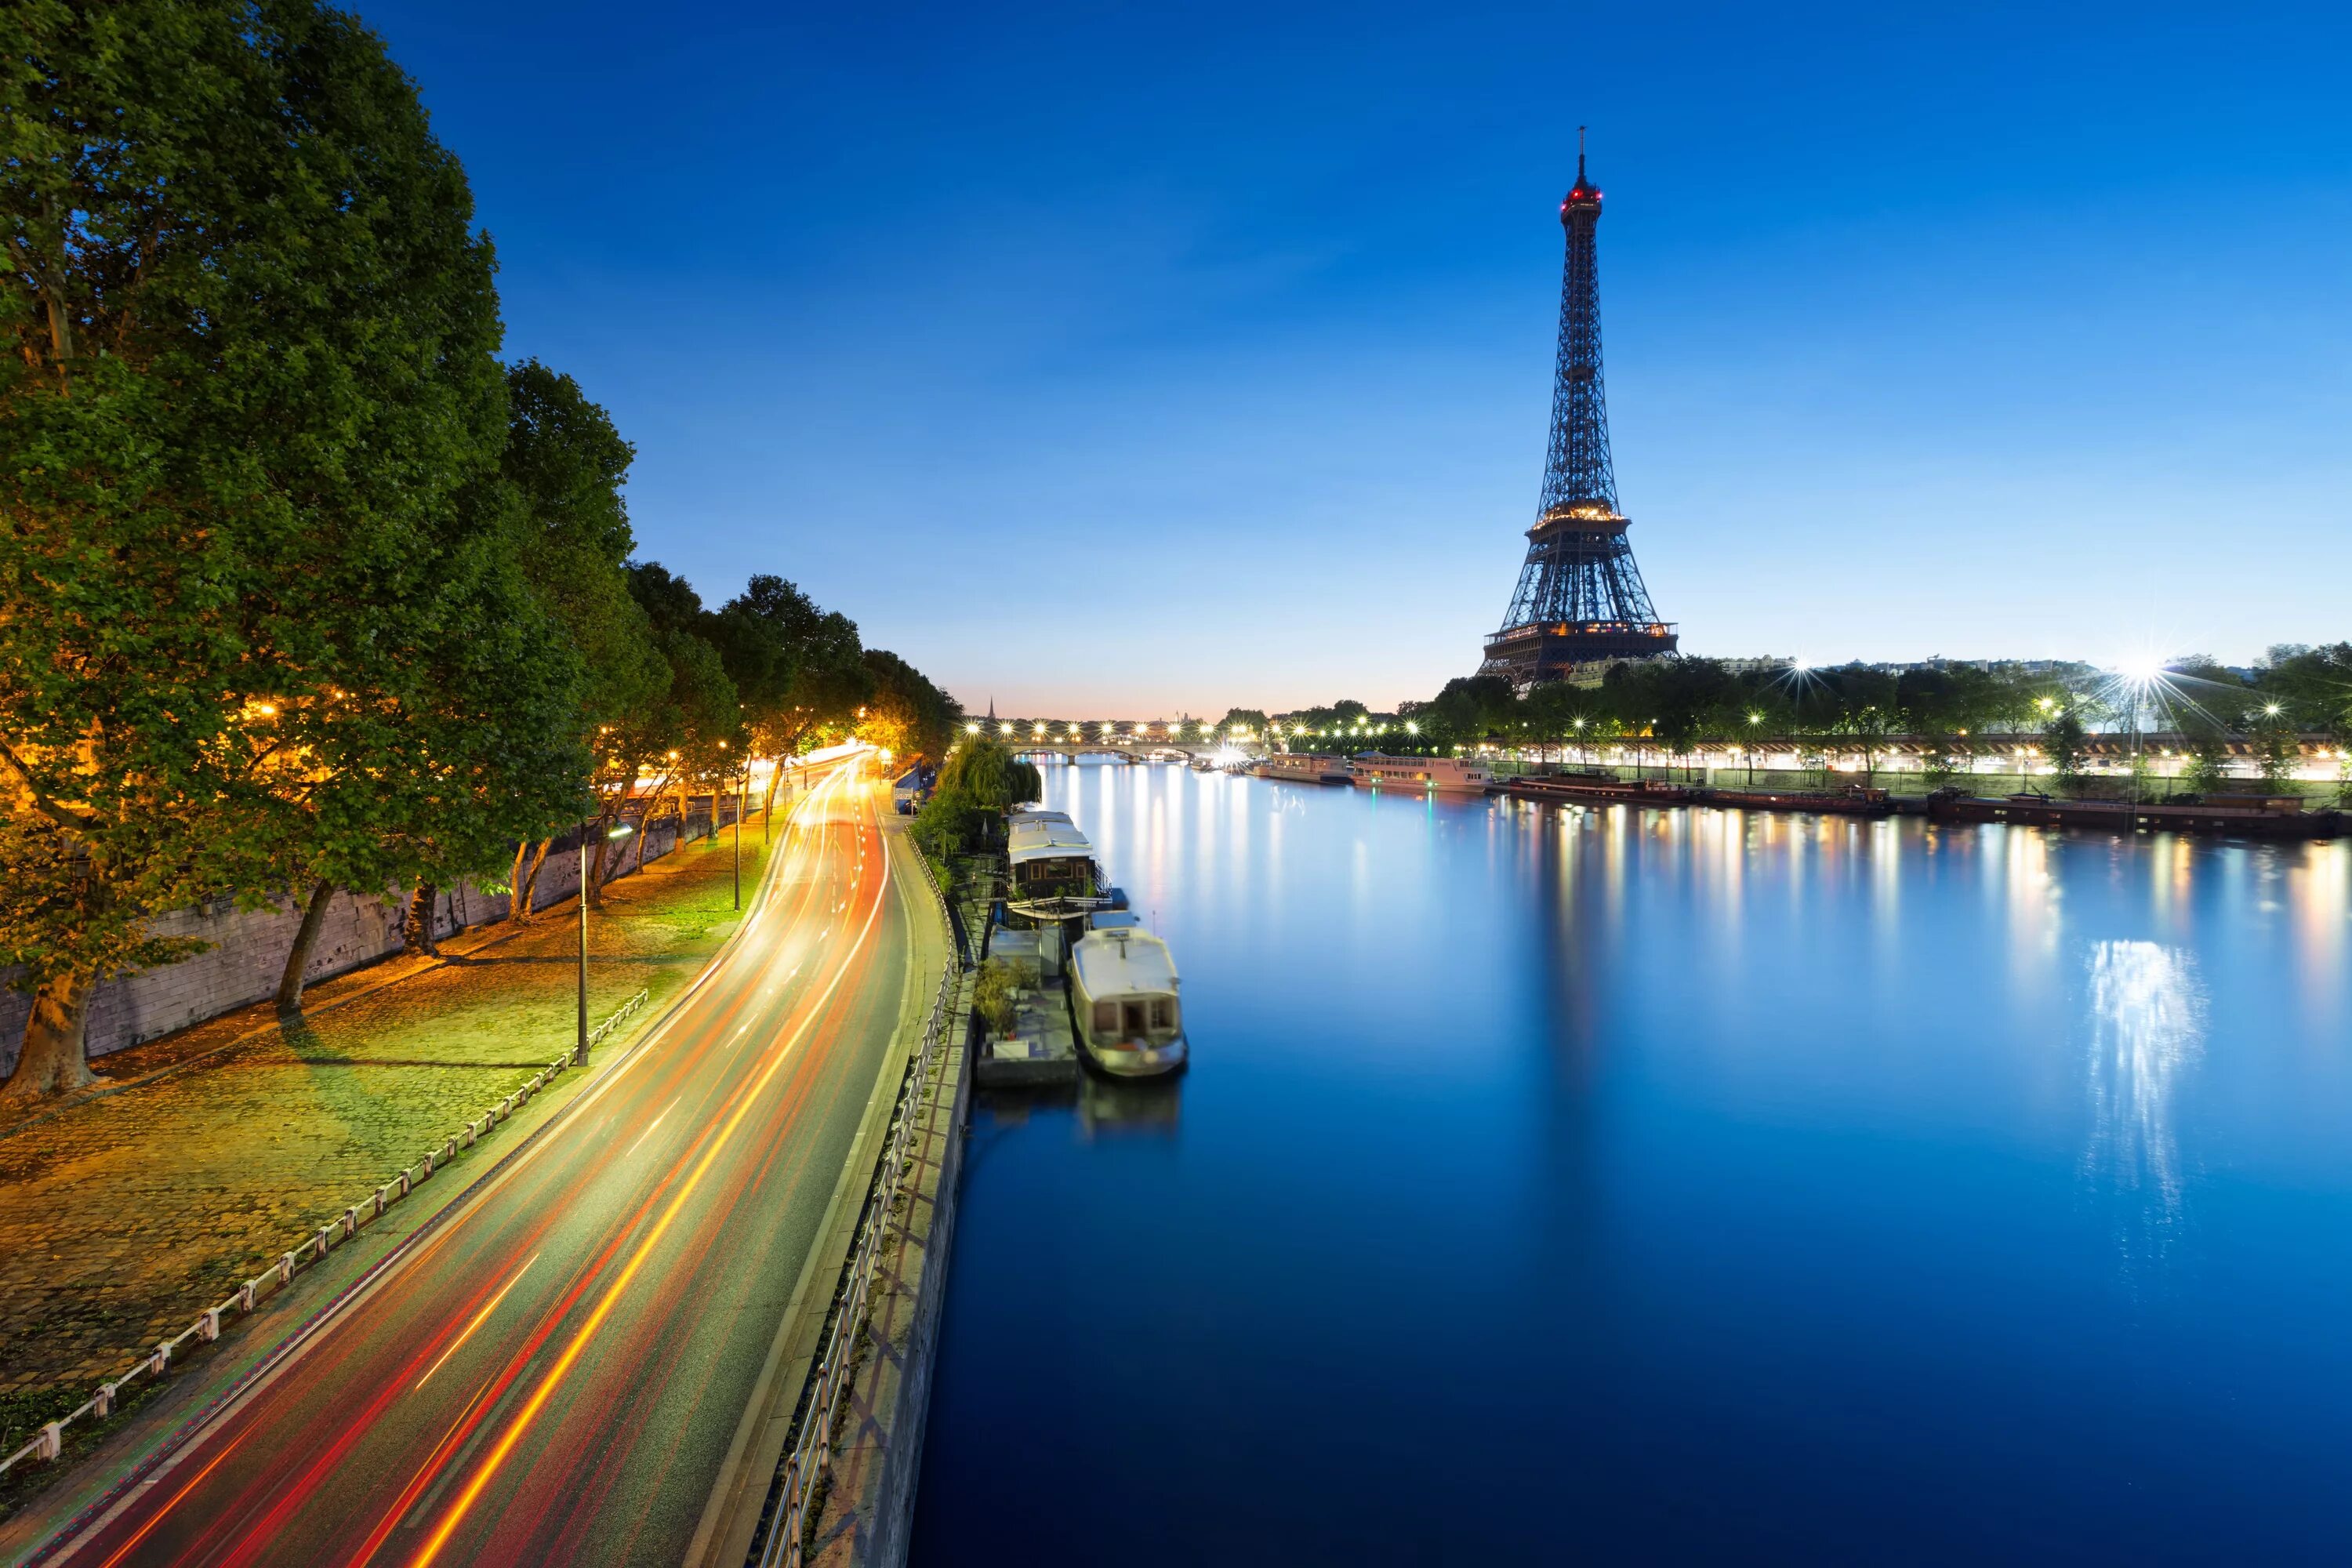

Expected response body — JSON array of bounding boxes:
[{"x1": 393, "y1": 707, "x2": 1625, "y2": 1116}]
[
  {"x1": 963, "y1": 717, "x2": 1244, "y2": 764},
  {"x1": 1007, "y1": 738, "x2": 1222, "y2": 764}
]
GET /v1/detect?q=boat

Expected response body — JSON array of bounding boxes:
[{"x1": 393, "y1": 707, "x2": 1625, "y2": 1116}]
[
  {"x1": 1925, "y1": 792, "x2": 2343, "y2": 840},
  {"x1": 1006, "y1": 814, "x2": 1108, "y2": 920},
  {"x1": 1068, "y1": 926, "x2": 1188, "y2": 1076},
  {"x1": 1248, "y1": 752, "x2": 1354, "y2": 786},
  {"x1": 1701, "y1": 784, "x2": 1893, "y2": 817},
  {"x1": 1494, "y1": 774, "x2": 1693, "y2": 804},
  {"x1": 1348, "y1": 753, "x2": 1492, "y2": 795}
]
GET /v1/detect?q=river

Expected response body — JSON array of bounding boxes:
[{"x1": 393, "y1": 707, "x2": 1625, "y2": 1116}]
[{"x1": 909, "y1": 764, "x2": 2352, "y2": 1563}]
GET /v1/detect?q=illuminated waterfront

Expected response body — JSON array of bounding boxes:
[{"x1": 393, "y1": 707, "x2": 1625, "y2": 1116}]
[{"x1": 914, "y1": 764, "x2": 2352, "y2": 1563}]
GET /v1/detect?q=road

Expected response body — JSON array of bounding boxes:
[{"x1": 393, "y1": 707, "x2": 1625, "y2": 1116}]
[{"x1": 41, "y1": 760, "x2": 920, "y2": 1567}]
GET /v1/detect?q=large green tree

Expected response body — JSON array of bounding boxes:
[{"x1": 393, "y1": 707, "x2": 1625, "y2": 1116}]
[
  {"x1": 2, "y1": 1, "x2": 515, "y2": 1095},
  {"x1": 713, "y1": 573, "x2": 869, "y2": 814},
  {"x1": 491, "y1": 361, "x2": 662, "y2": 926}
]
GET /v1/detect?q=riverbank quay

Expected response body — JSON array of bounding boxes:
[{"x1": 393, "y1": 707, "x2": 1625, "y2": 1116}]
[
  {"x1": 1486, "y1": 772, "x2": 2344, "y2": 838},
  {"x1": 0, "y1": 826, "x2": 770, "y2": 1523}
]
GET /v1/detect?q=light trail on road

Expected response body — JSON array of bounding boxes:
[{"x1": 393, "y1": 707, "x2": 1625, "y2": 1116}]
[{"x1": 40, "y1": 758, "x2": 917, "y2": 1568}]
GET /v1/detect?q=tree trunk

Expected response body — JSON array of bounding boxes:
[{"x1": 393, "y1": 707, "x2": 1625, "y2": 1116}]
[
  {"x1": 1, "y1": 967, "x2": 98, "y2": 1103},
  {"x1": 275, "y1": 880, "x2": 336, "y2": 1012},
  {"x1": 589, "y1": 820, "x2": 614, "y2": 909},
  {"x1": 402, "y1": 882, "x2": 440, "y2": 956},
  {"x1": 510, "y1": 837, "x2": 552, "y2": 923}
]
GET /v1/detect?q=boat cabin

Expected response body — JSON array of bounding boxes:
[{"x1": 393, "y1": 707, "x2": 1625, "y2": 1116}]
[
  {"x1": 1006, "y1": 817, "x2": 1105, "y2": 918},
  {"x1": 1069, "y1": 927, "x2": 1187, "y2": 1076}
]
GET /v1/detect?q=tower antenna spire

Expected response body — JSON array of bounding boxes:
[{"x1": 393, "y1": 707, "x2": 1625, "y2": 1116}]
[{"x1": 1577, "y1": 124, "x2": 1586, "y2": 181}]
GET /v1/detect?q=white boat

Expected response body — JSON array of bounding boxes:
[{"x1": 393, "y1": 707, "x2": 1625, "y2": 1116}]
[
  {"x1": 1248, "y1": 752, "x2": 1353, "y2": 786},
  {"x1": 1348, "y1": 753, "x2": 1494, "y2": 795},
  {"x1": 1068, "y1": 927, "x2": 1188, "y2": 1076},
  {"x1": 1006, "y1": 815, "x2": 1106, "y2": 920}
]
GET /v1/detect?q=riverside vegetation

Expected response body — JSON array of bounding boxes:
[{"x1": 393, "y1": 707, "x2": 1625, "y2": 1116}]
[
  {"x1": 1209, "y1": 649, "x2": 2352, "y2": 797},
  {"x1": 0, "y1": 2, "x2": 960, "y2": 1102}
]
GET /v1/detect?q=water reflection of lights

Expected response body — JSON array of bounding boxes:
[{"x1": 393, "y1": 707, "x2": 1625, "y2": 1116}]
[{"x1": 2082, "y1": 939, "x2": 2206, "y2": 1274}]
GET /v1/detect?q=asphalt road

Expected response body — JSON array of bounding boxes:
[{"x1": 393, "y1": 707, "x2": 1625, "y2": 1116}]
[{"x1": 44, "y1": 761, "x2": 916, "y2": 1567}]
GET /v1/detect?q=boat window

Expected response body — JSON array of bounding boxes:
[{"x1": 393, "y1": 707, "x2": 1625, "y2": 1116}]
[
  {"x1": 1150, "y1": 998, "x2": 1174, "y2": 1030},
  {"x1": 1092, "y1": 1001, "x2": 1117, "y2": 1034},
  {"x1": 1123, "y1": 1000, "x2": 1147, "y2": 1036}
]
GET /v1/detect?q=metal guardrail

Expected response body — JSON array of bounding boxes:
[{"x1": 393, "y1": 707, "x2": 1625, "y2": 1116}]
[
  {"x1": 0, "y1": 985, "x2": 651, "y2": 1480},
  {"x1": 750, "y1": 833, "x2": 964, "y2": 1568}
]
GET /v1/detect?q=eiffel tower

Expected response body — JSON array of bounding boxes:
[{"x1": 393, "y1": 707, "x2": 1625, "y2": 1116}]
[{"x1": 1480, "y1": 132, "x2": 1676, "y2": 686}]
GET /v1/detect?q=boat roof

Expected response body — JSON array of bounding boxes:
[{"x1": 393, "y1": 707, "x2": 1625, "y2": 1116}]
[
  {"x1": 1007, "y1": 808, "x2": 1071, "y2": 826},
  {"x1": 1072, "y1": 928, "x2": 1178, "y2": 996},
  {"x1": 1008, "y1": 818, "x2": 1095, "y2": 865}
]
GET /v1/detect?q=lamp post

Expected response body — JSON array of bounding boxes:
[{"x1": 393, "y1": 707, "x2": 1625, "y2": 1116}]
[
  {"x1": 734, "y1": 760, "x2": 746, "y2": 912},
  {"x1": 579, "y1": 820, "x2": 634, "y2": 1065}
]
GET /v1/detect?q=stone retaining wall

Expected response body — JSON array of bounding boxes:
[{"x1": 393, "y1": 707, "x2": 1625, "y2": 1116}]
[{"x1": 0, "y1": 816, "x2": 712, "y2": 1078}]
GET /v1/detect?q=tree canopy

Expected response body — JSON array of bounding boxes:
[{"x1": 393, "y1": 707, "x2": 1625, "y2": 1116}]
[{"x1": 0, "y1": 2, "x2": 958, "y2": 1097}]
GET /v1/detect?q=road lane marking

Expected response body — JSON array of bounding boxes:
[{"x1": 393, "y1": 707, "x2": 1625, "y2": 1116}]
[
  {"x1": 622, "y1": 1099, "x2": 681, "y2": 1160},
  {"x1": 405, "y1": 799, "x2": 893, "y2": 1568},
  {"x1": 415, "y1": 1254, "x2": 541, "y2": 1392}
]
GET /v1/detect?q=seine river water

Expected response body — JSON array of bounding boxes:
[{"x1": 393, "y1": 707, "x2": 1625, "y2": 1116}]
[{"x1": 909, "y1": 764, "x2": 2352, "y2": 1564}]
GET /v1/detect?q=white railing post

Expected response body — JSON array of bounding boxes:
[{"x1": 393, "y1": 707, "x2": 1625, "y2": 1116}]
[{"x1": 199, "y1": 1307, "x2": 220, "y2": 1342}]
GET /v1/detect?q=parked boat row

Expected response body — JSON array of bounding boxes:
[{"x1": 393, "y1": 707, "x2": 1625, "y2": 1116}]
[
  {"x1": 1486, "y1": 775, "x2": 2344, "y2": 839},
  {"x1": 1002, "y1": 808, "x2": 1189, "y2": 1077},
  {"x1": 1246, "y1": 751, "x2": 1493, "y2": 794}
]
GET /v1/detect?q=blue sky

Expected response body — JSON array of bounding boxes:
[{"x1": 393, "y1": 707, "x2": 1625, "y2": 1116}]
[{"x1": 364, "y1": 1, "x2": 2352, "y2": 714}]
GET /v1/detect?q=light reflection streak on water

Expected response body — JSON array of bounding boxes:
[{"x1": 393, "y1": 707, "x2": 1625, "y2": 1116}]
[{"x1": 2082, "y1": 938, "x2": 2206, "y2": 1279}]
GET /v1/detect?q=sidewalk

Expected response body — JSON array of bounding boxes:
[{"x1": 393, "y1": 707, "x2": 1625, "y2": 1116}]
[{"x1": 0, "y1": 826, "x2": 772, "y2": 1446}]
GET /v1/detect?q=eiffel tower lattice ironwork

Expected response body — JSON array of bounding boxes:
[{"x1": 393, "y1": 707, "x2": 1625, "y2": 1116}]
[{"x1": 1480, "y1": 132, "x2": 1677, "y2": 685}]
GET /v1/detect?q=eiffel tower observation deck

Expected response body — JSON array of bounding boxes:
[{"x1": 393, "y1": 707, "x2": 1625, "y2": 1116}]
[{"x1": 1481, "y1": 133, "x2": 1677, "y2": 686}]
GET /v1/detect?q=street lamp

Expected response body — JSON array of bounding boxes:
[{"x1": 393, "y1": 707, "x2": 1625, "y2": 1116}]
[{"x1": 579, "y1": 821, "x2": 634, "y2": 1064}]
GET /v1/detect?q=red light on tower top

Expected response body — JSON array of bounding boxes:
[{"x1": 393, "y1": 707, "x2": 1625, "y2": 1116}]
[{"x1": 1562, "y1": 125, "x2": 1602, "y2": 220}]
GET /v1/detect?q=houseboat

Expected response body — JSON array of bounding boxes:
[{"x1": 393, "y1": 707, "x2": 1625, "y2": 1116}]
[
  {"x1": 1069, "y1": 926, "x2": 1188, "y2": 1077},
  {"x1": 1249, "y1": 752, "x2": 1353, "y2": 786},
  {"x1": 1006, "y1": 815, "x2": 1107, "y2": 920},
  {"x1": 1348, "y1": 753, "x2": 1493, "y2": 795}
]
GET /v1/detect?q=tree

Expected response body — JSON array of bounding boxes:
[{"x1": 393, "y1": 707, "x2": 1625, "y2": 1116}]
[
  {"x1": 914, "y1": 737, "x2": 1034, "y2": 858},
  {"x1": 593, "y1": 563, "x2": 739, "y2": 891},
  {"x1": 2041, "y1": 710, "x2": 2091, "y2": 797},
  {"x1": 2, "y1": 2, "x2": 515, "y2": 1095},
  {"x1": 858, "y1": 648, "x2": 961, "y2": 763},
  {"x1": 488, "y1": 361, "x2": 661, "y2": 927},
  {"x1": 715, "y1": 574, "x2": 869, "y2": 813}
]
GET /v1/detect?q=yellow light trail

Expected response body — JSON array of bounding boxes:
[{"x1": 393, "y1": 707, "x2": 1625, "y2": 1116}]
[{"x1": 413, "y1": 1253, "x2": 539, "y2": 1392}]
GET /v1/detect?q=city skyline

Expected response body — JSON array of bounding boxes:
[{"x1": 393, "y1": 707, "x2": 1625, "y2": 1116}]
[{"x1": 361, "y1": 0, "x2": 2352, "y2": 712}]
